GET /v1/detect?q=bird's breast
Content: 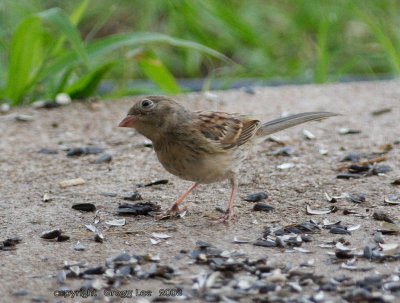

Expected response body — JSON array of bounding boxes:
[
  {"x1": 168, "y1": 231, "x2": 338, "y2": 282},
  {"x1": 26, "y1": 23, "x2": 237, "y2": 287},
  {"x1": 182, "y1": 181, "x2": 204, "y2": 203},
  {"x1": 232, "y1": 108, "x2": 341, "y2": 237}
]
[{"x1": 154, "y1": 140, "x2": 240, "y2": 184}]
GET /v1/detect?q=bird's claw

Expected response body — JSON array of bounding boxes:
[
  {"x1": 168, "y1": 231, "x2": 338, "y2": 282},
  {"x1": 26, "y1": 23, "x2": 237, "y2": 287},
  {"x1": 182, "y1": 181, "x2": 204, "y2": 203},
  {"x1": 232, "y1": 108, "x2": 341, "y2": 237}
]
[
  {"x1": 211, "y1": 209, "x2": 235, "y2": 224},
  {"x1": 155, "y1": 205, "x2": 187, "y2": 220}
]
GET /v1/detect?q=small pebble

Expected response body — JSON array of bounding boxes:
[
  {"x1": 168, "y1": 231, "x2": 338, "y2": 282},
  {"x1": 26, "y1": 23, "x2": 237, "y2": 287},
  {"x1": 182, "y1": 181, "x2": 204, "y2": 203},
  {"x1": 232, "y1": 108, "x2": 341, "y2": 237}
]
[
  {"x1": 196, "y1": 240, "x2": 211, "y2": 248},
  {"x1": 319, "y1": 148, "x2": 329, "y2": 155},
  {"x1": 348, "y1": 193, "x2": 366, "y2": 203},
  {"x1": 42, "y1": 193, "x2": 52, "y2": 202},
  {"x1": 74, "y1": 241, "x2": 86, "y2": 251},
  {"x1": 95, "y1": 153, "x2": 112, "y2": 163},
  {"x1": 100, "y1": 192, "x2": 117, "y2": 197},
  {"x1": 1, "y1": 103, "x2": 10, "y2": 113},
  {"x1": 270, "y1": 146, "x2": 294, "y2": 156},
  {"x1": 15, "y1": 114, "x2": 33, "y2": 122},
  {"x1": 242, "y1": 86, "x2": 256, "y2": 94},
  {"x1": 338, "y1": 128, "x2": 361, "y2": 135},
  {"x1": 13, "y1": 289, "x2": 29, "y2": 297},
  {"x1": 373, "y1": 232, "x2": 384, "y2": 244},
  {"x1": 31, "y1": 296, "x2": 47, "y2": 302},
  {"x1": 371, "y1": 164, "x2": 392, "y2": 175},
  {"x1": 38, "y1": 148, "x2": 58, "y2": 154},
  {"x1": 57, "y1": 270, "x2": 67, "y2": 284},
  {"x1": 277, "y1": 163, "x2": 295, "y2": 170},
  {"x1": 303, "y1": 129, "x2": 316, "y2": 140},
  {"x1": 363, "y1": 244, "x2": 374, "y2": 259},
  {"x1": 122, "y1": 191, "x2": 143, "y2": 201},
  {"x1": 59, "y1": 178, "x2": 86, "y2": 188},
  {"x1": 340, "y1": 152, "x2": 361, "y2": 162},
  {"x1": 55, "y1": 93, "x2": 71, "y2": 105},
  {"x1": 105, "y1": 219, "x2": 126, "y2": 226},
  {"x1": 32, "y1": 100, "x2": 60, "y2": 109}
]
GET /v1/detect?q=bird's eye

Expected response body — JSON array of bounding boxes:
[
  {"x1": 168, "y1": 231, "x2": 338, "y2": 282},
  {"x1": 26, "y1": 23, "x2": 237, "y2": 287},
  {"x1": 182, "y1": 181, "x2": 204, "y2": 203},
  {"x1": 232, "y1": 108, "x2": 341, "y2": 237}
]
[{"x1": 141, "y1": 99, "x2": 153, "y2": 109}]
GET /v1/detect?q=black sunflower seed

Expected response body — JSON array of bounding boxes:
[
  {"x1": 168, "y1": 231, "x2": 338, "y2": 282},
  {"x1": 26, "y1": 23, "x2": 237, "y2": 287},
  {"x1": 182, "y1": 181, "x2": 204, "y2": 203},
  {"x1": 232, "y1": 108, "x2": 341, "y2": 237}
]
[
  {"x1": 340, "y1": 152, "x2": 361, "y2": 162},
  {"x1": 371, "y1": 165, "x2": 392, "y2": 175},
  {"x1": 122, "y1": 191, "x2": 143, "y2": 201},
  {"x1": 336, "y1": 173, "x2": 361, "y2": 179},
  {"x1": 330, "y1": 227, "x2": 350, "y2": 235},
  {"x1": 373, "y1": 211, "x2": 394, "y2": 223},
  {"x1": 253, "y1": 203, "x2": 274, "y2": 212},
  {"x1": 254, "y1": 240, "x2": 276, "y2": 247},
  {"x1": 38, "y1": 148, "x2": 58, "y2": 154},
  {"x1": 348, "y1": 193, "x2": 366, "y2": 203},
  {"x1": 67, "y1": 147, "x2": 104, "y2": 156},
  {"x1": 244, "y1": 192, "x2": 268, "y2": 202},
  {"x1": 348, "y1": 165, "x2": 370, "y2": 173},
  {"x1": 139, "y1": 179, "x2": 169, "y2": 187},
  {"x1": 72, "y1": 203, "x2": 96, "y2": 212},
  {"x1": 335, "y1": 250, "x2": 354, "y2": 259},
  {"x1": 0, "y1": 237, "x2": 22, "y2": 250},
  {"x1": 116, "y1": 202, "x2": 159, "y2": 216},
  {"x1": 82, "y1": 266, "x2": 105, "y2": 275},
  {"x1": 57, "y1": 235, "x2": 70, "y2": 242},
  {"x1": 41, "y1": 229, "x2": 62, "y2": 239}
]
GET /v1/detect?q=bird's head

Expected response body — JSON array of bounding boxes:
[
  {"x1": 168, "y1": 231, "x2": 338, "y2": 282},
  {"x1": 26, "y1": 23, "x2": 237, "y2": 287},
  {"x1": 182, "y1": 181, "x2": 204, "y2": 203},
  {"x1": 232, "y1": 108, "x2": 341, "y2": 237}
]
[{"x1": 118, "y1": 96, "x2": 188, "y2": 140}]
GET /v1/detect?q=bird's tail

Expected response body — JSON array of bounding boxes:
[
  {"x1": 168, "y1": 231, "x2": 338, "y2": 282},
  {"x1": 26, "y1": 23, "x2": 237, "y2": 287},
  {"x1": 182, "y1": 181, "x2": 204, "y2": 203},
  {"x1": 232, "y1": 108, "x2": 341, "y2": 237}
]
[{"x1": 256, "y1": 112, "x2": 338, "y2": 137}]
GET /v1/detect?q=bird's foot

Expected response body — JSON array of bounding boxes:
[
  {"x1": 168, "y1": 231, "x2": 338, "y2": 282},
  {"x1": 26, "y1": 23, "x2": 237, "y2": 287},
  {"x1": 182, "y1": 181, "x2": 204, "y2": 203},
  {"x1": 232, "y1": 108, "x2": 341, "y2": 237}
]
[
  {"x1": 155, "y1": 204, "x2": 188, "y2": 220},
  {"x1": 211, "y1": 208, "x2": 235, "y2": 224}
]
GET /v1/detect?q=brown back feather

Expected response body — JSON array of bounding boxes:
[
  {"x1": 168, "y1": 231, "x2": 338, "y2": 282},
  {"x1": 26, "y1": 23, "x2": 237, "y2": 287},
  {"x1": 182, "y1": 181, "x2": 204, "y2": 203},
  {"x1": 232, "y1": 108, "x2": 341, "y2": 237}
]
[{"x1": 195, "y1": 112, "x2": 261, "y2": 150}]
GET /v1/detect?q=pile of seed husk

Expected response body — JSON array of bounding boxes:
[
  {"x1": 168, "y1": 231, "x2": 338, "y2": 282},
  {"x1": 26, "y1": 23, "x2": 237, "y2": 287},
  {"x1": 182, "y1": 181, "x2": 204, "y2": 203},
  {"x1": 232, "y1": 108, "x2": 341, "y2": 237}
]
[
  {"x1": 53, "y1": 235, "x2": 400, "y2": 302},
  {"x1": 57, "y1": 252, "x2": 177, "y2": 294},
  {"x1": 188, "y1": 241, "x2": 399, "y2": 302},
  {"x1": 336, "y1": 150, "x2": 393, "y2": 180}
]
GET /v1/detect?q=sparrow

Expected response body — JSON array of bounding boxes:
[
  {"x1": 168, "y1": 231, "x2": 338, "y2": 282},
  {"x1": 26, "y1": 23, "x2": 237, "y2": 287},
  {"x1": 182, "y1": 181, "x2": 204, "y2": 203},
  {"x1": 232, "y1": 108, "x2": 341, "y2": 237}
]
[{"x1": 118, "y1": 96, "x2": 337, "y2": 222}]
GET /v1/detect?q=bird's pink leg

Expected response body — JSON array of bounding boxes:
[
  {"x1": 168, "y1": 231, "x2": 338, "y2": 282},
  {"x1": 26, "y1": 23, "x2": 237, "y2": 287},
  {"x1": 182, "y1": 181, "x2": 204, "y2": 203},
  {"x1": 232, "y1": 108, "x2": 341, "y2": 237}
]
[
  {"x1": 156, "y1": 183, "x2": 198, "y2": 219},
  {"x1": 213, "y1": 177, "x2": 237, "y2": 223}
]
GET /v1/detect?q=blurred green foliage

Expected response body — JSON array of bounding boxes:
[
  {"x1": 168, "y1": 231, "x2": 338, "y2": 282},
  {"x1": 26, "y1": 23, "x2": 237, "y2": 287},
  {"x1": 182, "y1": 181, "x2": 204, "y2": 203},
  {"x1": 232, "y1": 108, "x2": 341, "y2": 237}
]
[{"x1": 0, "y1": 0, "x2": 399, "y2": 105}]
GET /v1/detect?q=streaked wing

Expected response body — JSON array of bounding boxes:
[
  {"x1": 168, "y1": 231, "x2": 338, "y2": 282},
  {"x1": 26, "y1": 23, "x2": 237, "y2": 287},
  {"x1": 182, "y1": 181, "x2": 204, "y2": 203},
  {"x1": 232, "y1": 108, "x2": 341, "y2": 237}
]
[{"x1": 194, "y1": 111, "x2": 261, "y2": 150}]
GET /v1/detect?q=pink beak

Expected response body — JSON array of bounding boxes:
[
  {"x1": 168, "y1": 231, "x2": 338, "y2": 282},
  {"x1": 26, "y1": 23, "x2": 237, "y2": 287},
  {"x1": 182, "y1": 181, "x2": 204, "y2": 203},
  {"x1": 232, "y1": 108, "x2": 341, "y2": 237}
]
[{"x1": 118, "y1": 115, "x2": 137, "y2": 128}]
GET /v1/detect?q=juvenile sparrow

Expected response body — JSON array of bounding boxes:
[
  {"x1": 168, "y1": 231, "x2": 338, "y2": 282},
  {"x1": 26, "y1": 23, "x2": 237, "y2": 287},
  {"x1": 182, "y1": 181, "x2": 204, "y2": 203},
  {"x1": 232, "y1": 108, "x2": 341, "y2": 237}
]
[{"x1": 119, "y1": 96, "x2": 336, "y2": 222}]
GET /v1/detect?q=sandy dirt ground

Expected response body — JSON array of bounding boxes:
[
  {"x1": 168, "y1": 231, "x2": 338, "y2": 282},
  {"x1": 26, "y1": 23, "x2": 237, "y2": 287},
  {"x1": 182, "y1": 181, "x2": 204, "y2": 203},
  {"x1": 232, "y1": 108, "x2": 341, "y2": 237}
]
[{"x1": 1, "y1": 80, "x2": 399, "y2": 303}]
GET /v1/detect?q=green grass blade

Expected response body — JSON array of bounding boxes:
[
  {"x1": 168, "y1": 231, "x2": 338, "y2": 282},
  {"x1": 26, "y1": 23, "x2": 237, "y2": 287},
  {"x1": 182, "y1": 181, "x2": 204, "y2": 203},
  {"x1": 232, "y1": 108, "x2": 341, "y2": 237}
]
[
  {"x1": 354, "y1": 6, "x2": 400, "y2": 74},
  {"x1": 136, "y1": 50, "x2": 181, "y2": 94},
  {"x1": 53, "y1": 67, "x2": 74, "y2": 97},
  {"x1": 313, "y1": 18, "x2": 330, "y2": 83},
  {"x1": 65, "y1": 62, "x2": 114, "y2": 99},
  {"x1": 5, "y1": 16, "x2": 43, "y2": 104},
  {"x1": 50, "y1": 0, "x2": 90, "y2": 57},
  {"x1": 38, "y1": 32, "x2": 232, "y2": 80},
  {"x1": 38, "y1": 7, "x2": 89, "y2": 67},
  {"x1": 70, "y1": 0, "x2": 90, "y2": 25}
]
